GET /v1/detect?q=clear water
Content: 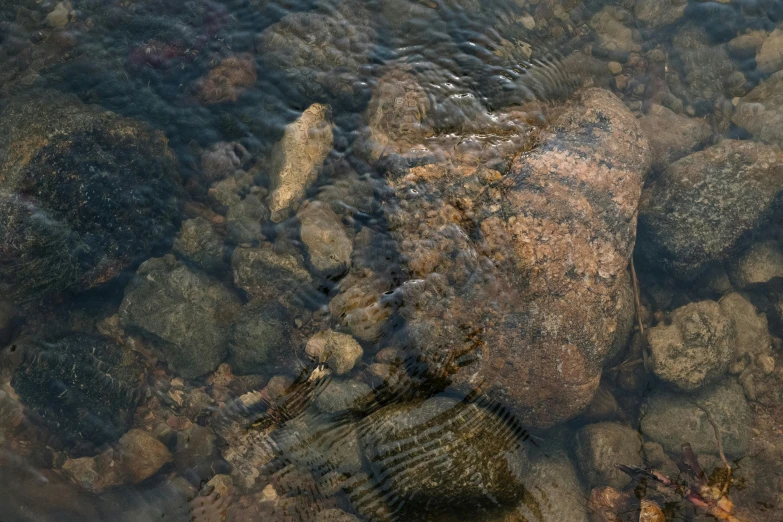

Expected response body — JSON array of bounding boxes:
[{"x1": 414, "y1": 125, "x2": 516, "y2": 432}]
[{"x1": 1, "y1": 0, "x2": 783, "y2": 520}]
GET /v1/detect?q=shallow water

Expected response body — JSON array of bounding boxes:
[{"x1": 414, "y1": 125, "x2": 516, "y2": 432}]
[{"x1": 1, "y1": 0, "x2": 783, "y2": 520}]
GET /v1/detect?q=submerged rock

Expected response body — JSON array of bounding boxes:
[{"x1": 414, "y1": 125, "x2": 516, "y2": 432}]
[
  {"x1": 732, "y1": 71, "x2": 783, "y2": 147},
  {"x1": 297, "y1": 201, "x2": 353, "y2": 275},
  {"x1": 0, "y1": 90, "x2": 180, "y2": 303},
  {"x1": 119, "y1": 429, "x2": 173, "y2": 483},
  {"x1": 727, "y1": 240, "x2": 783, "y2": 288},
  {"x1": 231, "y1": 246, "x2": 312, "y2": 305},
  {"x1": 639, "y1": 104, "x2": 712, "y2": 173},
  {"x1": 258, "y1": 2, "x2": 373, "y2": 108},
  {"x1": 575, "y1": 422, "x2": 643, "y2": 489},
  {"x1": 647, "y1": 300, "x2": 733, "y2": 391},
  {"x1": 201, "y1": 141, "x2": 249, "y2": 182},
  {"x1": 638, "y1": 140, "x2": 783, "y2": 280},
  {"x1": 173, "y1": 217, "x2": 226, "y2": 273},
  {"x1": 196, "y1": 54, "x2": 257, "y2": 104},
  {"x1": 267, "y1": 103, "x2": 334, "y2": 222},
  {"x1": 119, "y1": 255, "x2": 241, "y2": 379},
  {"x1": 304, "y1": 329, "x2": 363, "y2": 375},
  {"x1": 718, "y1": 292, "x2": 772, "y2": 369},
  {"x1": 347, "y1": 86, "x2": 649, "y2": 428},
  {"x1": 756, "y1": 28, "x2": 783, "y2": 75},
  {"x1": 639, "y1": 378, "x2": 752, "y2": 458},
  {"x1": 7, "y1": 333, "x2": 145, "y2": 456},
  {"x1": 228, "y1": 298, "x2": 297, "y2": 376},
  {"x1": 353, "y1": 395, "x2": 529, "y2": 521}
]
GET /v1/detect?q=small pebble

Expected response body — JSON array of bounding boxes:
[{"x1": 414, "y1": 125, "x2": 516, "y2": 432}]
[{"x1": 608, "y1": 61, "x2": 623, "y2": 74}]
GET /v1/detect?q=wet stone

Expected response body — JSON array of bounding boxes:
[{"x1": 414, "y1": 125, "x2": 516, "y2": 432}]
[
  {"x1": 639, "y1": 377, "x2": 752, "y2": 457},
  {"x1": 313, "y1": 378, "x2": 372, "y2": 413},
  {"x1": 647, "y1": 300, "x2": 733, "y2": 391},
  {"x1": 196, "y1": 54, "x2": 257, "y2": 104},
  {"x1": 267, "y1": 103, "x2": 334, "y2": 222},
  {"x1": 732, "y1": 71, "x2": 783, "y2": 147},
  {"x1": 231, "y1": 246, "x2": 312, "y2": 304},
  {"x1": 173, "y1": 217, "x2": 226, "y2": 273},
  {"x1": 8, "y1": 333, "x2": 145, "y2": 456},
  {"x1": 297, "y1": 201, "x2": 353, "y2": 275},
  {"x1": 638, "y1": 140, "x2": 783, "y2": 280},
  {"x1": 201, "y1": 142, "x2": 249, "y2": 183},
  {"x1": 119, "y1": 429, "x2": 173, "y2": 483},
  {"x1": 728, "y1": 240, "x2": 783, "y2": 288},
  {"x1": 354, "y1": 395, "x2": 530, "y2": 521},
  {"x1": 175, "y1": 424, "x2": 218, "y2": 476},
  {"x1": 575, "y1": 422, "x2": 643, "y2": 489},
  {"x1": 639, "y1": 104, "x2": 712, "y2": 173},
  {"x1": 0, "y1": 89, "x2": 180, "y2": 303},
  {"x1": 226, "y1": 193, "x2": 268, "y2": 245},
  {"x1": 228, "y1": 298, "x2": 297, "y2": 376},
  {"x1": 756, "y1": 28, "x2": 783, "y2": 75},
  {"x1": 119, "y1": 255, "x2": 242, "y2": 379},
  {"x1": 719, "y1": 292, "x2": 772, "y2": 368},
  {"x1": 305, "y1": 329, "x2": 363, "y2": 375}
]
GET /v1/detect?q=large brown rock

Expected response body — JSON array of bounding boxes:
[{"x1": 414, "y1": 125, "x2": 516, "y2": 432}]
[{"x1": 342, "y1": 85, "x2": 650, "y2": 428}]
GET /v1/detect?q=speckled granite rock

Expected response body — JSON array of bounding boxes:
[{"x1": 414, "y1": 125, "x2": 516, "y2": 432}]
[
  {"x1": 267, "y1": 103, "x2": 333, "y2": 222},
  {"x1": 638, "y1": 140, "x2": 783, "y2": 280},
  {"x1": 348, "y1": 87, "x2": 649, "y2": 428},
  {"x1": 0, "y1": 89, "x2": 180, "y2": 303},
  {"x1": 647, "y1": 300, "x2": 733, "y2": 391},
  {"x1": 119, "y1": 255, "x2": 241, "y2": 378}
]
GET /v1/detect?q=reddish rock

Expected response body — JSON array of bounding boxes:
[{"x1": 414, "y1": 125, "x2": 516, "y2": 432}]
[
  {"x1": 197, "y1": 54, "x2": 257, "y2": 104},
  {"x1": 344, "y1": 85, "x2": 650, "y2": 427}
]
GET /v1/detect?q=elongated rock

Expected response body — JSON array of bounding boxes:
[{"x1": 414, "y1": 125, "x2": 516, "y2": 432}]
[{"x1": 267, "y1": 103, "x2": 333, "y2": 222}]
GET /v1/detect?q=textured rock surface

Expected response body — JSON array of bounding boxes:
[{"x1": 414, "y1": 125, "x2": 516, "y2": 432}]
[
  {"x1": 354, "y1": 395, "x2": 529, "y2": 521},
  {"x1": 9, "y1": 333, "x2": 145, "y2": 456},
  {"x1": 732, "y1": 71, "x2": 783, "y2": 147},
  {"x1": 267, "y1": 103, "x2": 334, "y2": 221},
  {"x1": 575, "y1": 422, "x2": 643, "y2": 489},
  {"x1": 226, "y1": 193, "x2": 268, "y2": 244},
  {"x1": 228, "y1": 298, "x2": 297, "y2": 376},
  {"x1": 348, "y1": 87, "x2": 649, "y2": 428},
  {"x1": 719, "y1": 292, "x2": 772, "y2": 366},
  {"x1": 200, "y1": 142, "x2": 248, "y2": 182},
  {"x1": 728, "y1": 240, "x2": 783, "y2": 288},
  {"x1": 297, "y1": 201, "x2": 353, "y2": 274},
  {"x1": 173, "y1": 217, "x2": 226, "y2": 273},
  {"x1": 119, "y1": 255, "x2": 241, "y2": 378},
  {"x1": 638, "y1": 140, "x2": 783, "y2": 280},
  {"x1": 305, "y1": 329, "x2": 363, "y2": 375},
  {"x1": 756, "y1": 28, "x2": 783, "y2": 75},
  {"x1": 119, "y1": 429, "x2": 173, "y2": 483},
  {"x1": 258, "y1": 3, "x2": 373, "y2": 107},
  {"x1": 640, "y1": 378, "x2": 752, "y2": 457},
  {"x1": 0, "y1": 90, "x2": 180, "y2": 303},
  {"x1": 634, "y1": 0, "x2": 686, "y2": 28},
  {"x1": 313, "y1": 378, "x2": 372, "y2": 413},
  {"x1": 231, "y1": 246, "x2": 312, "y2": 304},
  {"x1": 639, "y1": 104, "x2": 712, "y2": 172},
  {"x1": 196, "y1": 54, "x2": 257, "y2": 104},
  {"x1": 647, "y1": 300, "x2": 733, "y2": 391}
]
